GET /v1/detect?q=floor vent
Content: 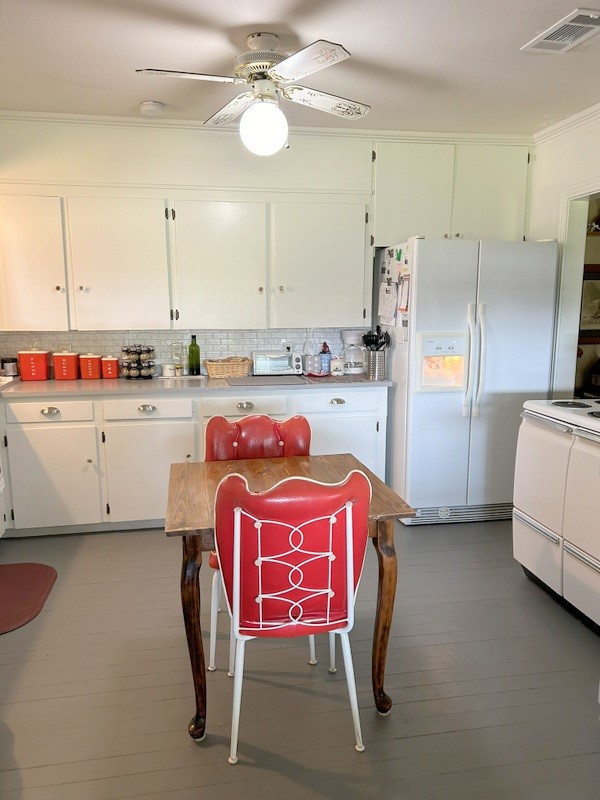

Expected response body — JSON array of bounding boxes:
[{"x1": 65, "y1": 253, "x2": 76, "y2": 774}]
[
  {"x1": 401, "y1": 503, "x2": 513, "y2": 525},
  {"x1": 521, "y1": 8, "x2": 600, "y2": 53}
]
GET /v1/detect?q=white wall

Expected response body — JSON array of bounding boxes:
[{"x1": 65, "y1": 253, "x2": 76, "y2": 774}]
[{"x1": 530, "y1": 102, "x2": 600, "y2": 394}]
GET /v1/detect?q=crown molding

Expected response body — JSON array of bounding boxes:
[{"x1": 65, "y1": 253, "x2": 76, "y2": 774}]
[
  {"x1": 534, "y1": 101, "x2": 600, "y2": 145},
  {"x1": 0, "y1": 110, "x2": 533, "y2": 147}
]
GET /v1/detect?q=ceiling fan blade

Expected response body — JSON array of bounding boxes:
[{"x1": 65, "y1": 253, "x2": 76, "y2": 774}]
[
  {"x1": 203, "y1": 92, "x2": 255, "y2": 126},
  {"x1": 136, "y1": 68, "x2": 246, "y2": 85},
  {"x1": 282, "y1": 85, "x2": 370, "y2": 119},
  {"x1": 267, "y1": 40, "x2": 350, "y2": 83}
]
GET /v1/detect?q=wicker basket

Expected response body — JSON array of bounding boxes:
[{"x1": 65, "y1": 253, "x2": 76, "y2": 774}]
[{"x1": 203, "y1": 356, "x2": 252, "y2": 379}]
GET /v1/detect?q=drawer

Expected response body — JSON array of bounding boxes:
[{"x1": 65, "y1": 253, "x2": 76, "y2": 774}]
[
  {"x1": 563, "y1": 543, "x2": 600, "y2": 626},
  {"x1": 6, "y1": 400, "x2": 95, "y2": 423},
  {"x1": 202, "y1": 395, "x2": 288, "y2": 418},
  {"x1": 297, "y1": 391, "x2": 380, "y2": 414},
  {"x1": 512, "y1": 511, "x2": 562, "y2": 595},
  {"x1": 103, "y1": 398, "x2": 193, "y2": 420}
]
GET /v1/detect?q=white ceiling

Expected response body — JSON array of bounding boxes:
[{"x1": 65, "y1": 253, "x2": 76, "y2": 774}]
[{"x1": 2, "y1": 0, "x2": 600, "y2": 135}]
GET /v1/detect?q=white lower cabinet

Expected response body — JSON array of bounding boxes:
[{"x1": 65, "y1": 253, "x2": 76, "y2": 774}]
[
  {"x1": 1, "y1": 384, "x2": 388, "y2": 534},
  {"x1": 293, "y1": 388, "x2": 388, "y2": 479},
  {"x1": 5, "y1": 400, "x2": 102, "y2": 529},
  {"x1": 102, "y1": 398, "x2": 196, "y2": 523}
]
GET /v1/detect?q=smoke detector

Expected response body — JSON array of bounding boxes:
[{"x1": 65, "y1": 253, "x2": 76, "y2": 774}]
[
  {"x1": 139, "y1": 100, "x2": 165, "y2": 116},
  {"x1": 521, "y1": 8, "x2": 600, "y2": 53}
]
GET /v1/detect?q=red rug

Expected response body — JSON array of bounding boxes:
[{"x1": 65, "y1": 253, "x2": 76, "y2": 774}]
[{"x1": 0, "y1": 562, "x2": 57, "y2": 634}]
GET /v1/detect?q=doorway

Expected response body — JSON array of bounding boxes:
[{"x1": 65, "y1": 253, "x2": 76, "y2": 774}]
[{"x1": 554, "y1": 192, "x2": 600, "y2": 396}]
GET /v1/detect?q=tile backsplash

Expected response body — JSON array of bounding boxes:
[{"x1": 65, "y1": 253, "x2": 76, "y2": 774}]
[{"x1": 0, "y1": 328, "x2": 366, "y2": 374}]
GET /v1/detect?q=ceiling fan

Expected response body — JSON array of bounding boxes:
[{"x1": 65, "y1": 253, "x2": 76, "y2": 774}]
[{"x1": 137, "y1": 32, "x2": 370, "y2": 155}]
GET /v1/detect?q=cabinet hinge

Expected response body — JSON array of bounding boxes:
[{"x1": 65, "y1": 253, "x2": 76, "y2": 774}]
[
  {"x1": 101, "y1": 431, "x2": 106, "y2": 443},
  {"x1": 3, "y1": 434, "x2": 7, "y2": 448},
  {"x1": 372, "y1": 150, "x2": 376, "y2": 162},
  {"x1": 106, "y1": 503, "x2": 110, "y2": 515},
  {"x1": 365, "y1": 212, "x2": 369, "y2": 224},
  {"x1": 370, "y1": 235, "x2": 374, "y2": 246}
]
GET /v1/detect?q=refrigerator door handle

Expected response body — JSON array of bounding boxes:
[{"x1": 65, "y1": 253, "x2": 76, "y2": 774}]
[
  {"x1": 473, "y1": 303, "x2": 487, "y2": 418},
  {"x1": 463, "y1": 303, "x2": 477, "y2": 417}
]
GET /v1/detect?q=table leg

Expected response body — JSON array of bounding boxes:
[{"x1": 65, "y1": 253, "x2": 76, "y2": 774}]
[
  {"x1": 181, "y1": 535, "x2": 206, "y2": 741},
  {"x1": 371, "y1": 518, "x2": 397, "y2": 715}
]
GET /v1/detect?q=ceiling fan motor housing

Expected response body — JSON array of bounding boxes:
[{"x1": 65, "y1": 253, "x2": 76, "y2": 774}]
[{"x1": 234, "y1": 50, "x2": 287, "y2": 80}]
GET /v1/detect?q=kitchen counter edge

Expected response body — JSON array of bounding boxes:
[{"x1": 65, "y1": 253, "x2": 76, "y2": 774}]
[{"x1": 0, "y1": 376, "x2": 392, "y2": 398}]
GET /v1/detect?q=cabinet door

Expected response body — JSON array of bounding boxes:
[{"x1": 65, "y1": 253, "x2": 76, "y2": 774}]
[
  {"x1": 451, "y1": 145, "x2": 529, "y2": 241},
  {"x1": 103, "y1": 421, "x2": 196, "y2": 522},
  {"x1": 173, "y1": 200, "x2": 267, "y2": 329},
  {"x1": 0, "y1": 195, "x2": 69, "y2": 330},
  {"x1": 305, "y1": 415, "x2": 380, "y2": 476},
  {"x1": 271, "y1": 202, "x2": 368, "y2": 328},
  {"x1": 67, "y1": 197, "x2": 171, "y2": 330},
  {"x1": 373, "y1": 142, "x2": 455, "y2": 245},
  {"x1": 7, "y1": 425, "x2": 102, "y2": 528}
]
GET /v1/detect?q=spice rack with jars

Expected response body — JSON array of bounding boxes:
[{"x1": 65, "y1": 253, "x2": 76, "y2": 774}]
[{"x1": 120, "y1": 345, "x2": 156, "y2": 380}]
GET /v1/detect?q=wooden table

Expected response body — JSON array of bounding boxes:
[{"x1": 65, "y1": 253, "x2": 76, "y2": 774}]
[{"x1": 165, "y1": 452, "x2": 415, "y2": 742}]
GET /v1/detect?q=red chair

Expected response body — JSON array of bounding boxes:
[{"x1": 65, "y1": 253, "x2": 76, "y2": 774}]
[
  {"x1": 205, "y1": 414, "x2": 318, "y2": 674},
  {"x1": 215, "y1": 469, "x2": 372, "y2": 764}
]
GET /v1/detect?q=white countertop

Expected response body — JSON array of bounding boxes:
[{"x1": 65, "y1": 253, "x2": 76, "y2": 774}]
[{"x1": 0, "y1": 375, "x2": 391, "y2": 398}]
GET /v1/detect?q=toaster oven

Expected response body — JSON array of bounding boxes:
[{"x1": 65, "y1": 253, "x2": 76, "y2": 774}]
[{"x1": 252, "y1": 350, "x2": 303, "y2": 375}]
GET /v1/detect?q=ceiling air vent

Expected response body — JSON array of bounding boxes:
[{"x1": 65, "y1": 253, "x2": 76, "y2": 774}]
[{"x1": 521, "y1": 8, "x2": 600, "y2": 53}]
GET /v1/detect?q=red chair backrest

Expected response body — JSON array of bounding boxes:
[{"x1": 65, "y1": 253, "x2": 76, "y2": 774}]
[
  {"x1": 204, "y1": 414, "x2": 311, "y2": 461},
  {"x1": 214, "y1": 470, "x2": 372, "y2": 639}
]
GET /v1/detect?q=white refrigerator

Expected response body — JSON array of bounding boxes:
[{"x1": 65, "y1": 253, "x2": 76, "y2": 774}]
[{"x1": 380, "y1": 237, "x2": 558, "y2": 524}]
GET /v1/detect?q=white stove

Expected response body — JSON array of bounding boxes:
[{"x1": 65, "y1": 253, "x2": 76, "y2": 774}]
[{"x1": 523, "y1": 398, "x2": 600, "y2": 434}]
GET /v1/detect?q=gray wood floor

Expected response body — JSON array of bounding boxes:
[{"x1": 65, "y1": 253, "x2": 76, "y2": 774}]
[{"x1": 0, "y1": 520, "x2": 599, "y2": 800}]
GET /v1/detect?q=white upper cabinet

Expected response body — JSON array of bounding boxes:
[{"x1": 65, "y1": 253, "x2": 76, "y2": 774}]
[
  {"x1": 270, "y1": 202, "x2": 369, "y2": 328},
  {"x1": 0, "y1": 195, "x2": 69, "y2": 330},
  {"x1": 450, "y1": 144, "x2": 529, "y2": 241},
  {"x1": 171, "y1": 200, "x2": 268, "y2": 330},
  {"x1": 373, "y1": 141, "x2": 529, "y2": 245},
  {"x1": 66, "y1": 197, "x2": 171, "y2": 330},
  {"x1": 373, "y1": 142, "x2": 455, "y2": 246}
]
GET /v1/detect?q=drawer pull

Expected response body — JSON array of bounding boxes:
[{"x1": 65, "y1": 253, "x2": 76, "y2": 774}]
[
  {"x1": 138, "y1": 404, "x2": 157, "y2": 414},
  {"x1": 40, "y1": 406, "x2": 60, "y2": 417},
  {"x1": 236, "y1": 401, "x2": 254, "y2": 411},
  {"x1": 329, "y1": 398, "x2": 346, "y2": 405}
]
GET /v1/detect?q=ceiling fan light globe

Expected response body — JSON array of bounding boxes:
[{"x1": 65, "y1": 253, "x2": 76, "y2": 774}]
[{"x1": 239, "y1": 100, "x2": 288, "y2": 156}]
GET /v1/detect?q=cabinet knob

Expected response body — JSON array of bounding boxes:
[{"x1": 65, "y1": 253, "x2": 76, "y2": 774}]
[
  {"x1": 444, "y1": 234, "x2": 451, "y2": 239},
  {"x1": 454, "y1": 233, "x2": 461, "y2": 238},
  {"x1": 138, "y1": 404, "x2": 157, "y2": 413},
  {"x1": 237, "y1": 401, "x2": 254, "y2": 410},
  {"x1": 258, "y1": 286, "x2": 264, "y2": 293},
  {"x1": 185, "y1": 454, "x2": 192, "y2": 461},
  {"x1": 329, "y1": 398, "x2": 346, "y2": 405},
  {"x1": 78, "y1": 285, "x2": 89, "y2": 292},
  {"x1": 40, "y1": 406, "x2": 60, "y2": 417},
  {"x1": 279, "y1": 285, "x2": 285, "y2": 293},
  {"x1": 54, "y1": 285, "x2": 65, "y2": 293},
  {"x1": 87, "y1": 459, "x2": 93, "y2": 464}
]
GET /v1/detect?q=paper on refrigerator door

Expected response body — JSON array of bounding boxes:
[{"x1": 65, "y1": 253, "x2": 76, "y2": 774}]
[{"x1": 378, "y1": 281, "x2": 398, "y2": 325}]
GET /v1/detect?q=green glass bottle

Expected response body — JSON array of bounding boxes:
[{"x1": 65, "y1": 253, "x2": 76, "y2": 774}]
[{"x1": 188, "y1": 335, "x2": 200, "y2": 376}]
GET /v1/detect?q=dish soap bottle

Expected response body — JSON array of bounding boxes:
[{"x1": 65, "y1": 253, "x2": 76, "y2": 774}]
[{"x1": 188, "y1": 335, "x2": 200, "y2": 376}]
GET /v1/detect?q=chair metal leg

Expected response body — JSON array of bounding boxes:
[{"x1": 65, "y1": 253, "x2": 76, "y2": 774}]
[
  {"x1": 207, "y1": 569, "x2": 221, "y2": 672},
  {"x1": 228, "y1": 639, "x2": 246, "y2": 764},
  {"x1": 328, "y1": 631, "x2": 337, "y2": 673},
  {"x1": 339, "y1": 632, "x2": 365, "y2": 752},
  {"x1": 308, "y1": 634, "x2": 317, "y2": 665},
  {"x1": 228, "y1": 623, "x2": 235, "y2": 677}
]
